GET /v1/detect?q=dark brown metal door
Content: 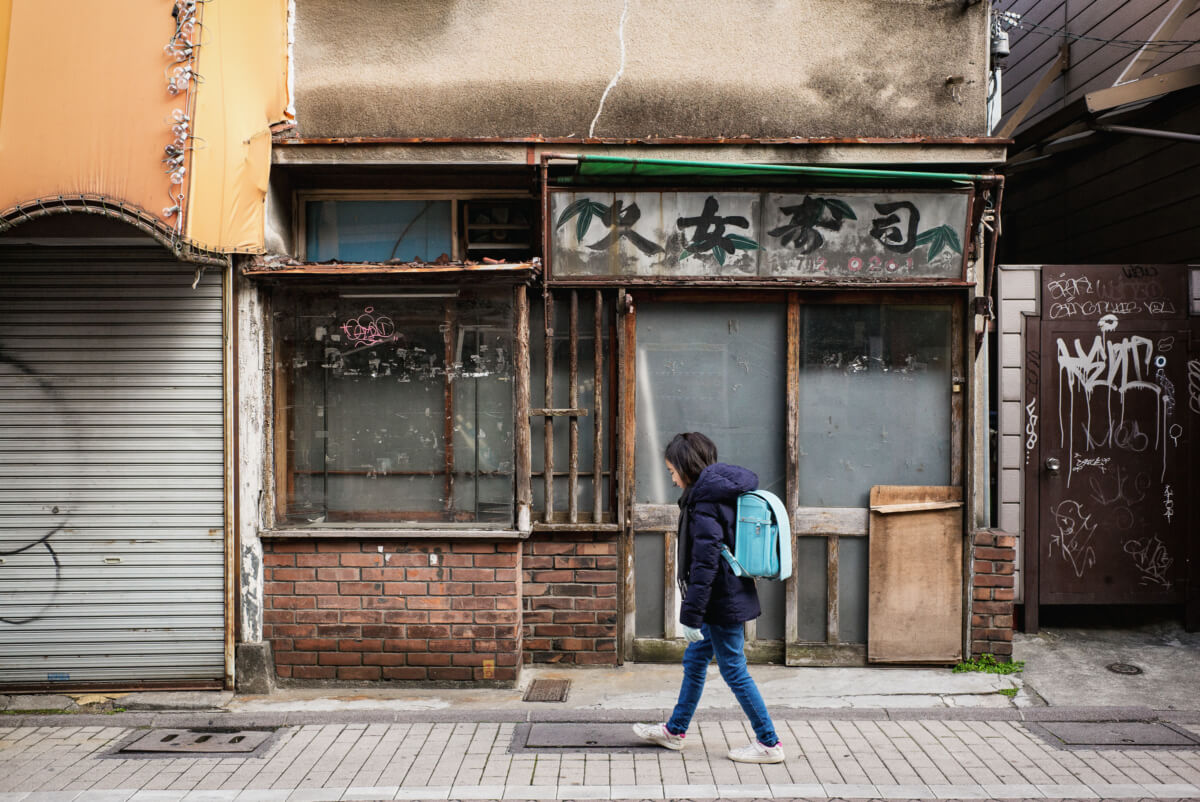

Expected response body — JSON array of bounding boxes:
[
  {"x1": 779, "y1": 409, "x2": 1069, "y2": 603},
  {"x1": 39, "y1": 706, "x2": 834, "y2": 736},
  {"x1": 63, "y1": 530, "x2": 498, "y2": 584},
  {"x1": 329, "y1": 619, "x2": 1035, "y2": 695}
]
[{"x1": 1037, "y1": 315, "x2": 1188, "y2": 603}]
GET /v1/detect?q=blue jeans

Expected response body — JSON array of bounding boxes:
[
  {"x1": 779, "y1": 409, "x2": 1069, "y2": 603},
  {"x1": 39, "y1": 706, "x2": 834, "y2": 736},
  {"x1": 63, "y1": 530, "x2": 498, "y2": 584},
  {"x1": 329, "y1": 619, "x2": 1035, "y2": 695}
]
[{"x1": 665, "y1": 622, "x2": 780, "y2": 746}]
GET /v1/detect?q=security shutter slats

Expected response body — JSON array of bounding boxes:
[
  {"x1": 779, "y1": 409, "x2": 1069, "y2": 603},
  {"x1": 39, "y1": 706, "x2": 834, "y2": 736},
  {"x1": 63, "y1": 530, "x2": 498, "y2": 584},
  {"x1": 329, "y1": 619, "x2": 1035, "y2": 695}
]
[{"x1": 0, "y1": 251, "x2": 225, "y2": 684}]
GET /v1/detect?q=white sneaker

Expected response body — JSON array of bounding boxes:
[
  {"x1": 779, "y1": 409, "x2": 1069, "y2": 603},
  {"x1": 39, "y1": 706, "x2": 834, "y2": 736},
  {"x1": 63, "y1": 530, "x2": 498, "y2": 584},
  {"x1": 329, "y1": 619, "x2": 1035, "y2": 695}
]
[
  {"x1": 632, "y1": 722, "x2": 685, "y2": 751},
  {"x1": 728, "y1": 740, "x2": 785, "y2": 763}
]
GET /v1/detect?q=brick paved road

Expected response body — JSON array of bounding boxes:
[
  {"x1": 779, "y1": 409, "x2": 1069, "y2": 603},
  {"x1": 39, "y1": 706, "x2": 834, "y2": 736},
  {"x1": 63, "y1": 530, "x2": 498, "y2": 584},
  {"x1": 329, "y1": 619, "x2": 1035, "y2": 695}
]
[{"x1": 1, "y1": 718, "x2": 1199, "y2": 800}]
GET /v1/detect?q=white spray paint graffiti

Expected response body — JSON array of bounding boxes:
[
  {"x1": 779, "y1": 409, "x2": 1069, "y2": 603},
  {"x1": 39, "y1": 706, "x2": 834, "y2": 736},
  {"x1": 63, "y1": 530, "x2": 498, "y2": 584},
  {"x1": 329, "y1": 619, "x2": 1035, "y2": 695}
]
[
  {"x1": 1025, "y1": 399, "x2": 1038, "y2": 454},
  {"x1": 1162, "y1": 485, "x2": 1174, "y2": 524},
  {"x1": 1189, "y1": 359, "x2": 1200, "y2": 415},
  {"x1": 1056, "y1": 332, "x2": 1170, "y2": 484},
  {"x1": 1048, "y1": 499, "x2": 1098, "y2": 578},
  {"x1": 1123, "y1": 535, "x2": 1173, "y2": 590}
]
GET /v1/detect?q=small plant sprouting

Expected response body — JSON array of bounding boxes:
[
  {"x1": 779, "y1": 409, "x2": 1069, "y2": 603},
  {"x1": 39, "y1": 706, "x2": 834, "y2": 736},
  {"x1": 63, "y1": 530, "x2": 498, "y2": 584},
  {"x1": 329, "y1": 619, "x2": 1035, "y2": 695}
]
[
  {"x1": 998, "y1": 687, "x2": 1018, "y2": 698},
  {"x1": 953, "y1": 653, "x2": 1024, "y2": 675}
]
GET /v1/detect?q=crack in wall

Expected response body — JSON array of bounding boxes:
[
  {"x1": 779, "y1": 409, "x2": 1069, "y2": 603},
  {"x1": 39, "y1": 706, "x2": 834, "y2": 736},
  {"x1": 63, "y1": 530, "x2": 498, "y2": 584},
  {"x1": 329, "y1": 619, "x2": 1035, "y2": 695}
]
[{"x1": 588, "y1": 0, "x2": 630, "y2": 139}]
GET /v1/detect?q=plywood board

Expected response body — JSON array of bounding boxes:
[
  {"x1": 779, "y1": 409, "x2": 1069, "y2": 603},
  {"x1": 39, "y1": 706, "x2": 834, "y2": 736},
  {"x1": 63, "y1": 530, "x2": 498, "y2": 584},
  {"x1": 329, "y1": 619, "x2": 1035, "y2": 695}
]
[{"x1": 867, "y1": 485, "x2": 963, "y2": 664}]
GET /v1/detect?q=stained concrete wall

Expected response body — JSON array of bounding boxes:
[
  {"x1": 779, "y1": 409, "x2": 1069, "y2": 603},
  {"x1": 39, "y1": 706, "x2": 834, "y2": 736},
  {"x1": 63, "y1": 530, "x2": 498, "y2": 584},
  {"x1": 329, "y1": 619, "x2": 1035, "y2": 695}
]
[{"x1": 293, "y1": 0, "x2": 990, "y2": 139}]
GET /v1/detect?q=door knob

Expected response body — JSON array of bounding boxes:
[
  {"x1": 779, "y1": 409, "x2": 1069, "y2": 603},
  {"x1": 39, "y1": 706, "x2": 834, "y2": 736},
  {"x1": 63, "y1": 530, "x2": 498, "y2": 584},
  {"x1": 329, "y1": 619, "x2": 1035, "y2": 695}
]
[{"x1": 1044, "y1": 457, "x2": 1061, "y2": 475}]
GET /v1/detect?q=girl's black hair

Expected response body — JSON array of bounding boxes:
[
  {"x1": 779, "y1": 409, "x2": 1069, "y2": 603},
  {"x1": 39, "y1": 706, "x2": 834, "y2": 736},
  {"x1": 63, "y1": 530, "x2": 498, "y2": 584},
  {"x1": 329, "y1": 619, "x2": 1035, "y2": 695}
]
[{"x1": 664, "y1": 432, "x2": 718, "y2": 486}]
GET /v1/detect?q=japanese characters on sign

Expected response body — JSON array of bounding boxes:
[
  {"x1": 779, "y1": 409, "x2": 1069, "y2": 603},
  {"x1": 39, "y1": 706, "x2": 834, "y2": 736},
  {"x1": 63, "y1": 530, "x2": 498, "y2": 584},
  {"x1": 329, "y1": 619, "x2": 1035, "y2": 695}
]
[{"x1": 550, "y1": 190, "x2": 970, "y2": 280}]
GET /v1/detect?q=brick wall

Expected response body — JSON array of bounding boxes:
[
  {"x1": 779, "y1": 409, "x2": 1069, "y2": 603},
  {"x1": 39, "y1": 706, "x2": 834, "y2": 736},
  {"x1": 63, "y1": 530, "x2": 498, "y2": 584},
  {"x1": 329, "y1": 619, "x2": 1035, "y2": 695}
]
[
  {"x1": 522, "y1": 534, "x2": 619, "y2": 665},
  {"x1": 262, "y1": 539, "x2": 522, "y2": 684},
  {"x1": 970, "y1": 528, "x2": 1016, "y2": 660}
]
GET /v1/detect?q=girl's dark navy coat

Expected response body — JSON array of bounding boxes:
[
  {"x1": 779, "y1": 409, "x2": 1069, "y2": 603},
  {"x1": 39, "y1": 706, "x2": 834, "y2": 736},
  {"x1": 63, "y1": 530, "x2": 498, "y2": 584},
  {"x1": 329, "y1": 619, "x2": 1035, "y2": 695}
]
[{"x1": 679, "y1": 463, "x2": 762, "y2": 629}]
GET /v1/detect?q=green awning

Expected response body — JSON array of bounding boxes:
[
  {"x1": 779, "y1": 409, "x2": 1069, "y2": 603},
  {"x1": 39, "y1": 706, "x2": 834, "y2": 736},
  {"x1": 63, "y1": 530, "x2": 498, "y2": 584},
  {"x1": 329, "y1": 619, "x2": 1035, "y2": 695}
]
[{"x1": 557, "y1": 154, "x2": 994, "y2": 184}]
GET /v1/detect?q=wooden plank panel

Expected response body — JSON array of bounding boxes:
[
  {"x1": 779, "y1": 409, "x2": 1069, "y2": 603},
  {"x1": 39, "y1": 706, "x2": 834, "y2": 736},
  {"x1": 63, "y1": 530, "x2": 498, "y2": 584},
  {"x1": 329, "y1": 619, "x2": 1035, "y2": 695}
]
[
  {"x1": 515, "y1": 285, "x2": 532, "y2": 532},
  {"x1": 793, "y1": 507, "x2": 869, "y2": 536},
  {"x1": 867, "y1": 485, "x2": 964, "y2": 664}
]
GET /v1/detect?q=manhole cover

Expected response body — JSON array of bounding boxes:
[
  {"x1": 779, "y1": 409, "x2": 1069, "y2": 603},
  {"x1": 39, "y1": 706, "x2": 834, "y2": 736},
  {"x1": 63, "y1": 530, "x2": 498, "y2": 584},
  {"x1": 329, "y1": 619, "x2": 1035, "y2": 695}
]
[
  {"x1": 523, "y1": 678, "x2": 570, "y2": 702},
  {"x1": 1038, "y1": 722, "x2": 1200, "y2": 748},
  {"x1": 512, "y1": 723, "x2": 664, "y2": 753},
  {"x1": 120, "y1": 729, "x2": 274, "y2": 754},
  {"x1": 1107, "y1": 662, "x2": 1144, "y2": 675}
]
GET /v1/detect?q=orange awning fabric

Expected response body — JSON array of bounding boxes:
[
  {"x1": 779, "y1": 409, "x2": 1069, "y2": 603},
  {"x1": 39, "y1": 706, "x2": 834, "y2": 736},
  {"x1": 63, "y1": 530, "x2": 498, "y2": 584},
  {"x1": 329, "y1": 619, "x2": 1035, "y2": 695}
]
[{"x1": 0, "y1": 0, "x2": 287, "y2": 254}]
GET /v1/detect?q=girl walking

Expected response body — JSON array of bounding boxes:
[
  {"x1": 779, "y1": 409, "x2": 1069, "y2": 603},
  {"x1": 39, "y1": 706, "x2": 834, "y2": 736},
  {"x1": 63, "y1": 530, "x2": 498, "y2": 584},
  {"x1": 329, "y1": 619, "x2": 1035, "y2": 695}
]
[{"x1": 633, "y1": 432, "x2": 785, "y2": 763}]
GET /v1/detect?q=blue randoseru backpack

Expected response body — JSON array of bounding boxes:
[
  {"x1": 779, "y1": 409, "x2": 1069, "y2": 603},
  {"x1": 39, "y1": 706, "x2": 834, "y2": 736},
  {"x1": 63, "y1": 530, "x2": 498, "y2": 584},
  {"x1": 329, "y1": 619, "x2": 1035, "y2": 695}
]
[{"x1": 720, "y1": 490, "x2": 793, "y2": 581}]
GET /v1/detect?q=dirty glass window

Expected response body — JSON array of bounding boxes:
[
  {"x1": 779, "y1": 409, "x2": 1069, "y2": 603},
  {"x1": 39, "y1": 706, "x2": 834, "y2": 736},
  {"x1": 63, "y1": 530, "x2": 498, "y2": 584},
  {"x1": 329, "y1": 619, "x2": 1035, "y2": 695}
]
[
  {"x1": 275, "y1": 287, "x2": 514, "y2": 526},
  {"x1": 305, "y1": 200, "x2": 454, "y2": 262},
  {"x1": 634, "y1": 303, "x2": 787, "y2": 504},
  {"x1": 796, "y1": 304, "x2": 951, "y2": 508}
]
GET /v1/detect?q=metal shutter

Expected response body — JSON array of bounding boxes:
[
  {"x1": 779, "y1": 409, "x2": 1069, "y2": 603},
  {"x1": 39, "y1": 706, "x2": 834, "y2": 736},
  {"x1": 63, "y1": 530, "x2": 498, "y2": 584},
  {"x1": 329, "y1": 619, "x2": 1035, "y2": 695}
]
[{"x1": 0, "y1": 247, "x2": 225, "y2": 684}]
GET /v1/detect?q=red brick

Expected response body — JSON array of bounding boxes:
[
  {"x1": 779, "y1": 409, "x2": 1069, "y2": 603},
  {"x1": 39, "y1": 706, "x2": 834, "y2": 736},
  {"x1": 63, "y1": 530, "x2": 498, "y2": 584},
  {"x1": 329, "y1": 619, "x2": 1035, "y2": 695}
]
[
  {"x1": 382, "y1": 582, "x2": 428, "y2": 595},
  {"x1": 452, "y1": 597, "x2": 496, "y2": 610},
  {"x1": 595, "y1": 584, "x2": 617, "y2": 597},
  {"x1": 408, "y1": 652, "x2": 452, "y2": 666},
  {"x1": 317, "y1": 567, "x2": 360, "y2": 581},
  {"x1": 973, "y1": 601, "x2": 1011, "y2": 615},
  {"x1": 974, "y1": 575, "x2": 1010, "y2": 587},
  {"x1": 973, "y1": 531, "x2": 995, "y2": 547},
  {"x1": 316, "y1": 624, "x2": 361, "y2": 638},
  {"x1": 316, "y1": 595, "x2": 361, "y2": 609},
  {"x1": 577, "y1": 543, "x2": 615, "y2": 555},
  {"x1": 551, "y1": 612, "x2": 596, "y2": 624},
  {"x1": 595, "y1": 557, "x2": 618, "y2": 570},
  {"x1": 361, "y1": 625, "x2": 405, "y2": 639},
  {"x1": 451, "y1": 625, "x2": 497, "y2": 638},
  {"x1": 427, "y1": 582, "x2": 473, "y2": 596},
  {"x1": 297, "y1": 553, "x2": 340, "y2": 567},
  {"x1": 996, "y1": 534, "x2": 1017, "y2": 548},
  {"x1": 291, "y1": 665, "x2": 336, "y2": 679},
  {"x1": 341, "y1": 553, "x2": 384, "y2": 567},
  {"x1": 293, "y1": 638, "x2": 338, "y2": 652},
  {"x1": 318, "y1": 651, "x2": 361, "y2": 666},
  {"x1": 574, "y1": 570, "x2": 614, "y2": 583},
  {"x1": 407, "y1": 596, "x2": 451, "y2": 610},
  {"x1": 428, "y1": 667, "x2": 473, "y2": 681},
  {"x1": 337, "y1": 665, "x2": 381, "y2": 680},
  {"x1": 363, "y1": 652, "x2": 408, "y2": 666},
  {"x1": 272, "y1": 568, "x2": 315, "y2": 581},
  {"x1": 532, "y1": 570, "x2": 574, "y2": 583},
  {"x1": 264, "y1": 553, "x2": 296, "y2": 567},
  {"x1": 554, "y1": 556, "x2": 595, "y2": 570},
  {"x1": 495, "y1": 596, "x2": 522, "y2": 610},
  {"x1": 274, "y1": 650, "x2": 318, "y2": 665},
  {"x1": 429, "y1": 611, "x2": 475, "y2": 623},
  {"x1": 263, "y1": 610, "x2": 294, "y2": 624},
  {"x1": 361, "y1": 567, "x2": 408, "y2": 581},
  {"x1": 337, "y1": 581, "x2": 382, "y2": 595},
  {"x1": 428, "y1": 638, "x2": 472, "y2": 653},
  {"x1": 532, "y1": 542, "x2": 576, "y2": 555},
  {"x1": 294, "y1": 581, "x2": 338, "y2": 595},
  {"x1": 971, "y1": 615, "x2": 990, "y2": 628},
  {"x1": 338, "y1": 639, "x2": 384, "y2": 652},
  {"x1": 994, "y1": 614, "x2": 1014, "y2": 629},
  {"x1": 475, "y1": 611, "x2": 520, "y2": 624},
  {"x1": 341, "y1": 610, "x2": 384, "y2": 624},
  {"x1": 575, "y1": 598, "x2": 616, "y2": 611},
  {"x1": 983, "y1": 628, "x2": 1012, "y2": 641},
  {"x1": 993, "y1": 562, "x2": 1015, "y2": 575},
  {"x1": 972, "y1": 561, "x2": 993, "y2": 575},
  {"x1": 993, "y1": 588, "x2": 1016, "y2": 601},
  {"x1": 408, "y1": 624, "x2": 451, "y2": 639},
  {"x1": 275, "y1": 665, "x2": 293, "y2": 678},
  {"x1": 972, "y1": 587, "x2": 993, "y2": 601},
  {"x1": 473, "y1": 582, "x2": 518, "y2": 596},
  {"x1": 404, "y1": 567, "x2": 446, "y2": 581},
  {"x1": 384, "y1": 638, "x2": 427, "y2": 651},
  {"x1": 363, "y1": 596, "x2": 408, "y2": 609},
  {"x1": 574, "y1": 625, "x2": 614, "y2": 638},
  {"x1": 272, "y1": 624, "x2": 317, "y2": 638},
  {"x1": 476, "y1": 554, "x2": 518, "y2": 568},
  {"x1": 989, "y1": 641, "x2": 1014, "y2": 655},
  {"x1": 295, "y1": 609, "x2": 340, "y2": 623},
  {"x1": 380, "y1": 554, "x2": 428, "y2": 567},
  {"x1": 450, "y1": 568, "x2": 493, "y2": 582},
  {"x1": 383, "y1": 611, "x2": 429, "y2": 624},
  {"x1": 576, "y1": 652, "x2": 618, "y2": 665},
  {"x1": 272, "y1": 596, "x2": 317, "y2": 610},
  {"x1": 976, "y1": 546, "x2": 1015, "y2": 562},
  {"x1": 264, "y1": 581, "x2": 293, "y2": 596},
  {"x1": 383, "y1": 667, "x2": 428, "y2": 680}
]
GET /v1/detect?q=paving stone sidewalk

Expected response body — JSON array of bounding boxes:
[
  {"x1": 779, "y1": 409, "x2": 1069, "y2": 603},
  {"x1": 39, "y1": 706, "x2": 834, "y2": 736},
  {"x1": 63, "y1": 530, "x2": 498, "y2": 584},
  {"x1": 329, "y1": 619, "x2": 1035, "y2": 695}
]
[{"x1": 1, "y1": 717, "x2": 1199, "y2": 801}]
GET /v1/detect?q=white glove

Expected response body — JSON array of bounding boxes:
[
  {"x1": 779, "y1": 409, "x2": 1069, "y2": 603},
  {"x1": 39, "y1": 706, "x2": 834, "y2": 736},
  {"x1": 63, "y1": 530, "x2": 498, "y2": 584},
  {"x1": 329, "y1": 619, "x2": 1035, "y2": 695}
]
[{"x1": 682, "y1": 625, "x2": 704, "y2": 643}]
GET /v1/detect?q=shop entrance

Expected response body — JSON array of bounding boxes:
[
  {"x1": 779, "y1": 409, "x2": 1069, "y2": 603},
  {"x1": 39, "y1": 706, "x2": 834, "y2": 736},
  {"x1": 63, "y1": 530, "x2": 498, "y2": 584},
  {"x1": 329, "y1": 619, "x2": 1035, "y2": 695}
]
[{"x1": 622, "y1": 293, "x2": 962, "y2": 665}]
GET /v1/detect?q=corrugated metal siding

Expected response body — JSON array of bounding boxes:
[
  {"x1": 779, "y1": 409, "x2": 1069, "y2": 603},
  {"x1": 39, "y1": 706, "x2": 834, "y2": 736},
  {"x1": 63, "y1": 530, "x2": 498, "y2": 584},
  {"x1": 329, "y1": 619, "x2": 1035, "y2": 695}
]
[{"x1": 0, "y1": 248, "x2": 225, "y2": 683}]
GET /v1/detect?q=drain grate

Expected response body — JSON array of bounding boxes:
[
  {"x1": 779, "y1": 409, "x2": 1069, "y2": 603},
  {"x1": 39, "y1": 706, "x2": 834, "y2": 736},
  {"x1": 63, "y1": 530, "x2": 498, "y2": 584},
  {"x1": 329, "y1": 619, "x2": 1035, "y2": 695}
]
[
  {"x1": 120, "y1": 729, "x2": 274, "y2": 754},
  {"x1": 1030, "y1": 722, "x2": 1200, "y2": 750},
  {"x1": 1106, "y1": 662, "x2": 1144, "y2": 675},
  {"x1": 523, "y1": 678, "x2": 571, "y2": 702}
]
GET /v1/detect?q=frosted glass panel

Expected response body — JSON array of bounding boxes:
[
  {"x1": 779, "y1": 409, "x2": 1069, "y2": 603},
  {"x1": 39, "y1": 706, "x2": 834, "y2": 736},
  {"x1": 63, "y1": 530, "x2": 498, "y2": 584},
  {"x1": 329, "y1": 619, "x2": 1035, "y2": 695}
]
[
  {"x1": 838, "y1": 537, "x2": 869, "y2": 643},
  {"x1": 796, "y1": 305, "x2": 951, "y2": 508},
  {"x1": 635, "y1": 303, "x2": 787, "y2": 504},
  {"x1": 635, "y1": 532, "x2": 666, "y2": 638}
]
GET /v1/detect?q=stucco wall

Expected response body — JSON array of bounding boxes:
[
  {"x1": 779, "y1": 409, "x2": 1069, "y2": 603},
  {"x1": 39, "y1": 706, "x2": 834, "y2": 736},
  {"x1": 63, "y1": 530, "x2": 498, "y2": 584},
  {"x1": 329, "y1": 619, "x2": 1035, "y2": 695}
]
[{"x1": 293, "y1": 0, "x2": 990, "y2": 139}]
